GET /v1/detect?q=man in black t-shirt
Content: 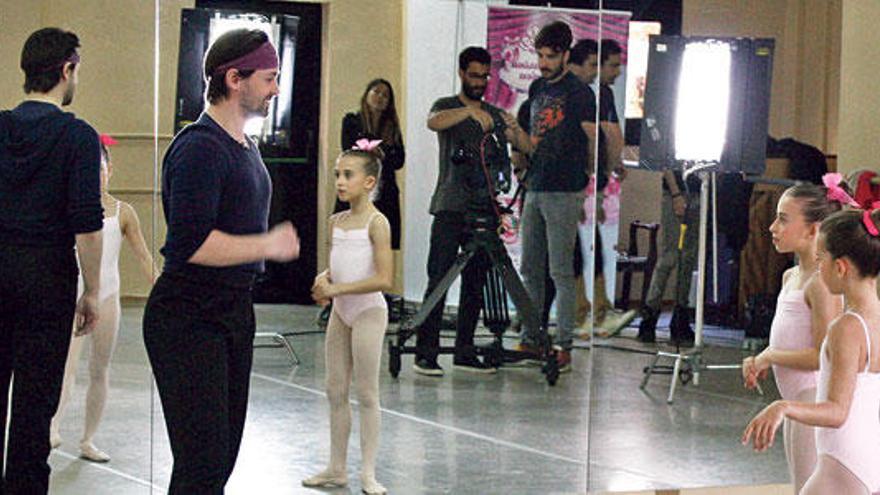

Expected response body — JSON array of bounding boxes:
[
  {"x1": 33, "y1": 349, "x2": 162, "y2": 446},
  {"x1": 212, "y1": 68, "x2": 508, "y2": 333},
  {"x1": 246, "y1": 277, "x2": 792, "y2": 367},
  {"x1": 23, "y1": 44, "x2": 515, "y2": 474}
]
[
  {"x1": 567, "y1": 39, "x2": 603, "y2": 186},
  {"x1": 598, "y1": 39, "x2": 627, "y2": 183},
  {"x1": 503, "y1": 22, "x2": 592, "y2": 373},
  {"x1": 568, "y1": 39, "x2": 639, "y2": 336},
  {"x1": 414, "y1": 47, "x2": 519, "y2": 377}
]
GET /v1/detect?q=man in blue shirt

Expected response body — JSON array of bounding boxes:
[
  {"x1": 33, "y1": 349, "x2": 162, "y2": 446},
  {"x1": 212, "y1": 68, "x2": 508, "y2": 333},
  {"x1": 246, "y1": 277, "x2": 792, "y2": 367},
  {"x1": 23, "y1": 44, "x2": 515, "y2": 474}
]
[
  {"x1": 143, "y1": 29, "x2": 299, "y2": 494},
  {"x1": 0, "y1": 28, "x2": 104, "y2": 494}
]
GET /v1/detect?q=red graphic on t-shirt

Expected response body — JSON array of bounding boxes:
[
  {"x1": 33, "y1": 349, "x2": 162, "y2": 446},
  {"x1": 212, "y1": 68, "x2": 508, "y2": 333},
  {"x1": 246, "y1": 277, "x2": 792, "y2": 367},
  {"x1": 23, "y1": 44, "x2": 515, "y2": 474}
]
[{"x1": 531, "y1": 96, "x2": 565, "y2": 144}]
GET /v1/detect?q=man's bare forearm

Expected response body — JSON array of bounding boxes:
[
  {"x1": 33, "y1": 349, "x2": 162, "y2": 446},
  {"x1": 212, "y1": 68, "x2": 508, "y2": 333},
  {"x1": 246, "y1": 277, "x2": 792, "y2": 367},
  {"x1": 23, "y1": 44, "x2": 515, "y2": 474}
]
[{"x1": 427, "y1": 107, "x2": 472, "y2": 132}]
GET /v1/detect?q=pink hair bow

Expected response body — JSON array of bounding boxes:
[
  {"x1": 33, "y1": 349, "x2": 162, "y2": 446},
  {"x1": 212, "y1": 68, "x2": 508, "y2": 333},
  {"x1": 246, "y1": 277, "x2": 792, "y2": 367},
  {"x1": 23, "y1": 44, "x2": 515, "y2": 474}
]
[
  {"x1": 823, "y1": 173, "x2": 858, "y2": 207},
  {"x1": 99, "y1": 134, "x2": 118, "y2": 147},
  {"x1": 353, "y1": 138, "x2": 382, "y2": 152},
  {"x1": 863, "y1": 201, "x2": 880, "y2": 237}
]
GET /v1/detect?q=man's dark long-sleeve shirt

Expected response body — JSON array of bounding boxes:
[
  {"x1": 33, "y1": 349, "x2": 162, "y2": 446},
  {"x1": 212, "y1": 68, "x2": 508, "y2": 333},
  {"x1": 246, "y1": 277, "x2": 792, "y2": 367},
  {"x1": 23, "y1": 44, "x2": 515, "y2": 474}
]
[
  {"x1": 0, "y1": 101, "x2": 102, "y2": 248},
  {"x1": 160, "y1": 113, "x2": 271, "y2": 288}
]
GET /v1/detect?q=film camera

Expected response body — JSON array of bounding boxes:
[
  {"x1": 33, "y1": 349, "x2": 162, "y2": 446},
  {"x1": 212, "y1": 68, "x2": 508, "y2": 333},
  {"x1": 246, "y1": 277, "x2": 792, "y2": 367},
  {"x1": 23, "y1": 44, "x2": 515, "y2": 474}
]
[{"x1": 450, "y1": 114, "x2": 512, "y2": 196}]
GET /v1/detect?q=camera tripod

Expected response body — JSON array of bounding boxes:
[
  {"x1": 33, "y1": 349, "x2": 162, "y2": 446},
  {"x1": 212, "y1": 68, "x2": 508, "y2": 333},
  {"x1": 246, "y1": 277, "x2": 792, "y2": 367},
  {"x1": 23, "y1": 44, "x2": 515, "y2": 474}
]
[{"x1": 388, "y1": 213, "x2": 561, "y2": 385}]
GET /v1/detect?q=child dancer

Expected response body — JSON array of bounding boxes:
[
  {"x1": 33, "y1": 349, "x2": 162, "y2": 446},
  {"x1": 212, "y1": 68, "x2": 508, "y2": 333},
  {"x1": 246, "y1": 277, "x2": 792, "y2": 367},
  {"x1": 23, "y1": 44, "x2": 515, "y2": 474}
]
[
  {"x1": 743, "y1": 206, "x2": 880, "y2": 495},
  {"x1": 304, "y1": 140, "x2": 392, "y2": 495},
  {"x1": 50, "y1": 135, "x2": 156, "y2": 462},
  {"x1": 742, "y1": 178, "x2": 849, "y2": 491}
]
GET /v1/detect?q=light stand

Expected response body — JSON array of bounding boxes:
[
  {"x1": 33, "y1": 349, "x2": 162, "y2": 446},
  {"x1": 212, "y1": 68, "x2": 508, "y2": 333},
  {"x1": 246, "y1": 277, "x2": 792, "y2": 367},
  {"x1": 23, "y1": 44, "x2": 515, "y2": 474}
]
[
  {"x1": 640, "y1": 165, "x2": 751, "y2": 402},
  {"x1": 638, "y1": 40, "x2": 752, "y2": 403}
]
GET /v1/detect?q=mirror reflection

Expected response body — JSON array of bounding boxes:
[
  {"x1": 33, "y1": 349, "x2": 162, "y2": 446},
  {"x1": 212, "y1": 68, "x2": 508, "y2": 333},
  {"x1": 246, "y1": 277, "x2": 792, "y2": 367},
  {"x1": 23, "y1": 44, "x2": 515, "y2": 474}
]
[
  {"x1": 0, "y1": 1, "x2": 157, "y2": 493},
  {"x1": 587, "y1": 1, "x2": 858, "y2": 494}
]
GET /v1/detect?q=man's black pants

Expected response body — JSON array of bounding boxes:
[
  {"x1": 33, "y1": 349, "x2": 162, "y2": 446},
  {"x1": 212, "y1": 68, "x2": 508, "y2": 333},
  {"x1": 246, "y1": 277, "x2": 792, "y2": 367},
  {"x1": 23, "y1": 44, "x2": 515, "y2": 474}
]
[
  {"x1": 0, "y1": 244, "x2": 77, "y2": 495},
  {"x1": 143, "y1": 273, "x2": 255, "y2": 495},
  {"x1": 416, "y1": 212, "x2": 491, "y2": 362}
]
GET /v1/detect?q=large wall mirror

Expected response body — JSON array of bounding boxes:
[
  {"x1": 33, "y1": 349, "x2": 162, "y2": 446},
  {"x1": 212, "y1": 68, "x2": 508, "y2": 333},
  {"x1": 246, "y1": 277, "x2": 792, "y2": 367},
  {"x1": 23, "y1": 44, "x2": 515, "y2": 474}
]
[
  {"x1": 153, "y1": 0, "x2": 593, "y2": 493},
  {"x1": 0, "y1": 1, "x2": 159, "y2": 493},
  {"x1": 587, "y1": 1, "x2": 843, "y2": 493},
  {"x1": 0, "y1": 0, "x2": 849, "y2": 494}
]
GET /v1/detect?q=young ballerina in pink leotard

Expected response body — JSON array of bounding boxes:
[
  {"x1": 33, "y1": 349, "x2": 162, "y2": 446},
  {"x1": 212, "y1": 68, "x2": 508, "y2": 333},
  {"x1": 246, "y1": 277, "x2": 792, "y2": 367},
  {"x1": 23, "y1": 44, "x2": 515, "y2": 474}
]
[
  {"x1": 304, "y1": 141, "x2": 392, "y2": 495},
  {"x1": 743, "y1": 207, "x2": 880, "y2": 495},
  {"x1": 742, "y1": 180, "x2": 848, "y2": 492}
]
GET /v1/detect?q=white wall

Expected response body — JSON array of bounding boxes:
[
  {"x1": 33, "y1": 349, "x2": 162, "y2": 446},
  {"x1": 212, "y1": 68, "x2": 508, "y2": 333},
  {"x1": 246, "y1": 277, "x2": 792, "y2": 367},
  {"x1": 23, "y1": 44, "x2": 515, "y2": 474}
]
[
  {"x1": 403, "y1": 0, "x2": 498, "y2": 302},
  {"x1": 837, "y1": 0, "x2": 880, "y2": 174}
]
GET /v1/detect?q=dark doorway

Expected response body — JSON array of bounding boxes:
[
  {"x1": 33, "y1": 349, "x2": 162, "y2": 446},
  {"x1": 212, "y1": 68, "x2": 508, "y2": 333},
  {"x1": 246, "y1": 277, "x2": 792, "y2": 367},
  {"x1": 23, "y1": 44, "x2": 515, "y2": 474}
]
[{"x1": 174, "y1": 0, "x2": 322, "y2": 303}]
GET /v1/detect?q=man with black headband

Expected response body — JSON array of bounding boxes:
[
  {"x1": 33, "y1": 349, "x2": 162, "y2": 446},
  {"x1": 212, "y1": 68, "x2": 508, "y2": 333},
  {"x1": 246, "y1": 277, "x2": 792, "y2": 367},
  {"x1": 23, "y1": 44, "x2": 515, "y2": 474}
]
[
  {"x1": 143, "y1": 29, "x2": 299, "y2": 493},
  {"x1": 0, "y1": 28, "x2": 103, "y2": 493}
]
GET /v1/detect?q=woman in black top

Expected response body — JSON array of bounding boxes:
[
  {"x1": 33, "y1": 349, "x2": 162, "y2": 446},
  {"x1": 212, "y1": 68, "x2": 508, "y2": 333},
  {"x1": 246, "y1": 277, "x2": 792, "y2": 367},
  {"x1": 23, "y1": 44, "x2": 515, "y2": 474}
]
[{"x1": 337, "y1": 79, "x2": 405, "y2": 250}]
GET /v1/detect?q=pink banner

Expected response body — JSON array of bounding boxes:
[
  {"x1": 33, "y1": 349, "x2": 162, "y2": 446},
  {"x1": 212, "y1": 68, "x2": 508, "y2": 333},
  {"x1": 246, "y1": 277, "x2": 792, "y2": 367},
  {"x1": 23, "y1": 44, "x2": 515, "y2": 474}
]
[{"x1": 486, "y1": 6, "x2": 631, "y2": 113}]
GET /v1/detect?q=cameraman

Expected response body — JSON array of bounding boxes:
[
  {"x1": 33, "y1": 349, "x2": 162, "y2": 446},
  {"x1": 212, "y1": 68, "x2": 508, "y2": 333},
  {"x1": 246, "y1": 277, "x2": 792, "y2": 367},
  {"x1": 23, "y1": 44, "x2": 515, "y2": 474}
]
[{"x1": 414, "y1": 46, "x2": 519, "y2": 376}]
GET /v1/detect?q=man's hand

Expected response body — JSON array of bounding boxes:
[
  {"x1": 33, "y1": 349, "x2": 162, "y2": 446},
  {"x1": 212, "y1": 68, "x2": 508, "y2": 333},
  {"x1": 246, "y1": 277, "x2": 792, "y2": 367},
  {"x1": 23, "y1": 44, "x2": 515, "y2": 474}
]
[
  {"x1": 672, "y1": 195, "x2": 687, "y2": 218},
  {"x1": 266, "y1": 222, "x2": 300, "y2": 262},
  {"x1": 74, "y1": 291, "x2": 100, "y2": 336},
  {"x1": 502, "y1": 111, "x2": 532, "y2": 154},
  {"x1": 501, "y1": 111, "x2": 520, "y2": 134},
  {"x1": 469, "y1": 107, "x2": 495, "y2": 132}
]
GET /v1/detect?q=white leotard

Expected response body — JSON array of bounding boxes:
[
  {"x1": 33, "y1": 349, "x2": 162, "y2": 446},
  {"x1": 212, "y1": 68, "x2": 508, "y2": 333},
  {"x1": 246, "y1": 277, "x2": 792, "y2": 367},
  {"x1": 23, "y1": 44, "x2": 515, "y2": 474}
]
[{"x1": 77, "y1": 201, "x2": 122, "y2": 302}]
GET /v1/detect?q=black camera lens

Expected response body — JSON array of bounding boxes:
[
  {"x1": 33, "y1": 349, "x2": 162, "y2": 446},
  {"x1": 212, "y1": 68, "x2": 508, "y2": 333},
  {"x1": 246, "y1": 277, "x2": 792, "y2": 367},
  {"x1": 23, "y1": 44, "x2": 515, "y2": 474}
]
[{"x1": 451, "y1": 145, "x2": 470, "y2": 166}]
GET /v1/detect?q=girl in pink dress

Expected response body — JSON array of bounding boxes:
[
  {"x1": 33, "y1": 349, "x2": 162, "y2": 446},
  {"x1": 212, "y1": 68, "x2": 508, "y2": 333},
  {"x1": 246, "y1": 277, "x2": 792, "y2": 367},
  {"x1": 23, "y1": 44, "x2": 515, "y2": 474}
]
[
  {"x1": 742, "y1": 179, "x2": 849, "y2": 492},
  {"x1": 743, "y1": 207, "x2": 880, "y2": 494},
  {"x1": 304, "y1": 141, "x2": 392, "y2": 495}
]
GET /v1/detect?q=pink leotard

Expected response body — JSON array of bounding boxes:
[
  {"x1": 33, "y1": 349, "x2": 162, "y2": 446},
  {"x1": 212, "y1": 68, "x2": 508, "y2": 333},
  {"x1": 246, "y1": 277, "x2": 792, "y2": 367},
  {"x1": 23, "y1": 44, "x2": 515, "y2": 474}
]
[
  {"x1": 768, "y1": 278, "x2": 818, "y2": 400},
  {"x1": 815, "y1": 311, "x2": 880, "y2": 492},
  {"x1": 329, "y1": 211, "x2": 386, "y2": 327}
]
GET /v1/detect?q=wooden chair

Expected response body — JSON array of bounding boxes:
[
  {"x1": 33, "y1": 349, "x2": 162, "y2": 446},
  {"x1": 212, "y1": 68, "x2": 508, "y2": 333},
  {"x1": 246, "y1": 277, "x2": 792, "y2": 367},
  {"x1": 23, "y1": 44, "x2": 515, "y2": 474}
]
[{"x1": 616, "y1": 221, "x2": 660, "y2": 310}]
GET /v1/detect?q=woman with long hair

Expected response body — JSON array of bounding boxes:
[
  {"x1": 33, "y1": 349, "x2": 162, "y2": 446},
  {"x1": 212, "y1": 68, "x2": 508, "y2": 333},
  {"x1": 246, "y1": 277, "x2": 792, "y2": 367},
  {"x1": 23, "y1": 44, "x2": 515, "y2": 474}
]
[{"x1": 336, "y1": 79, "x2": 405, "y2": 250}]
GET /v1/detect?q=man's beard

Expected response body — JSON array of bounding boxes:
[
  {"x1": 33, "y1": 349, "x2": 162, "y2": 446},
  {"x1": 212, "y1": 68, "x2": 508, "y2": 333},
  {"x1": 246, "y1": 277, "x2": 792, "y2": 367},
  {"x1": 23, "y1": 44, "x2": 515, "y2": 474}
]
[
  {"x1": 462, "y1": 83, "x2": 485, "y2": 100},
  {"x1": 243, "y1": 94, "x2": 271, "y2": 118},
  {"x1": 541, "y1": 65, "x2": 563, "y2": 80},
  {"x1": 61, "y1": 84, "x2": 74, "y2": 106}
]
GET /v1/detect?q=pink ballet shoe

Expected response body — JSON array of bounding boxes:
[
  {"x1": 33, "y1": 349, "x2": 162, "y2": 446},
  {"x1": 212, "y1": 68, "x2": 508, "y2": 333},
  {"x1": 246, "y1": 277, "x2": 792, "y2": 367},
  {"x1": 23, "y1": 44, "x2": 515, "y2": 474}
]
[
  {"x1": 361, "y1": 477, "x2": 387, "y2": 495},
  {"x1": 302, "y1": 470, "x2": 348, "y2": 488},
  {"x1": 79, "y1": 441, "x2": 110, "y2": 463}
]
